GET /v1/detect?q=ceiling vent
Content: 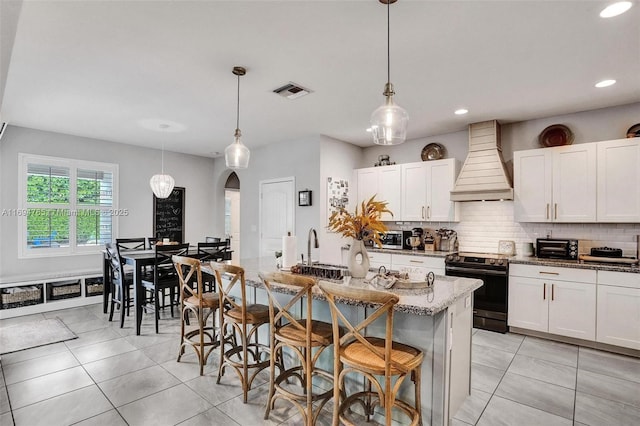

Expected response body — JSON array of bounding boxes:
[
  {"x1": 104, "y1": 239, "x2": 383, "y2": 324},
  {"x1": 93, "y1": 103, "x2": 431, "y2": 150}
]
[{"x1": 273, "y1": 82, "x2": 312, "y2": 100}]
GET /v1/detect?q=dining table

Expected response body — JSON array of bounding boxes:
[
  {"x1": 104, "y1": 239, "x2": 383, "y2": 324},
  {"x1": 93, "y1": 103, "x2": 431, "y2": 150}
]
[{"x1": 102, "y1": 247, "x2": 209, "y2": 335}]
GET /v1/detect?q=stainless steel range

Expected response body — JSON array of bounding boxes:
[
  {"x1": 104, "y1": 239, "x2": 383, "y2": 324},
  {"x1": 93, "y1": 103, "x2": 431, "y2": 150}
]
[{"x1": 445, "y1": 252, "x2": 509, "y2": 333}]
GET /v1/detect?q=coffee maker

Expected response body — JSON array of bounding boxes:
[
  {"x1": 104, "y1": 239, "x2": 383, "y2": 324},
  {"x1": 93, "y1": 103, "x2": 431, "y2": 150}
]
[{"x1": 402, "y1": 228, "x2": 425, "y2": 250}]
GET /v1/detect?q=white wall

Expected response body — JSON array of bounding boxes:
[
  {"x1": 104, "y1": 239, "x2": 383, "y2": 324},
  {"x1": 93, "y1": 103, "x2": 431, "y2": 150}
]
[
  {"x1": 319, "y1": 135, "x2": 363, "y2": 265},
  {"x1": 361, "y1": 102, "x2": 640, "y2": 168},
  {"x1": 210, "y1": 136, "x2": 321, "y2": 260},
  {"x1": 0, "y1": 125, "x2": 217, "y2": 279}
]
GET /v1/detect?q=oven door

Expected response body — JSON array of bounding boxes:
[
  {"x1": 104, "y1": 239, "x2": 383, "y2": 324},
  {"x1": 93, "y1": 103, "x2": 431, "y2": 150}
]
[{"x1": 445, "y1": 266, "x2": 508, "y2": 333}]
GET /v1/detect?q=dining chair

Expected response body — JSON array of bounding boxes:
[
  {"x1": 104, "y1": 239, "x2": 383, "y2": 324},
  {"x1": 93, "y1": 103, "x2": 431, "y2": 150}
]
[
  {"x1": 173, "y1": 255, "x2": 220, "y2": 375},
  {"x1": 115, "y1": 237, "x2": 146, "y2": 252},
  {"x1": 318, "y1": 281, "x2": 424, "y2": 426},
  {"x1": 141, "y1": 243, "x2": 190, "y2": 333},
  {"x1": 105, "y1": 242, "x2": 133, "y2": 328},
  {"x1": 260, "y1": 272, "x2": 334, "y2": 425},
  {"x1": 209, "y1": 262, "x2": 271, "y2": 403},
  {"x1": 146, "y1": 237, "x2": 158, "y2": 249}
]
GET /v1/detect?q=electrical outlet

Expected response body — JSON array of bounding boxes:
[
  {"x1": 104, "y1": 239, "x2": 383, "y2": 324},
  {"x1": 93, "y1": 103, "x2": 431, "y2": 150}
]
[{"x1": 546, "y1": 229, "x2": 552, "y2": 238}]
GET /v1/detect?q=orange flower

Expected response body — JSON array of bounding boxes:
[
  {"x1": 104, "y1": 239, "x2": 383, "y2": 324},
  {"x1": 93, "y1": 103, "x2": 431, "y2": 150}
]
[{"x1": 328, "y1": 195, "x2": 392, "y2": 247}]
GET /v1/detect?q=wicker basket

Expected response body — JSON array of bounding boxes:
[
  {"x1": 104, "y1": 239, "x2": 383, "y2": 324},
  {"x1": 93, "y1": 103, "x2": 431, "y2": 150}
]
[{"x1": 1, "y1": 285, "x2": 43, "y2": 309}]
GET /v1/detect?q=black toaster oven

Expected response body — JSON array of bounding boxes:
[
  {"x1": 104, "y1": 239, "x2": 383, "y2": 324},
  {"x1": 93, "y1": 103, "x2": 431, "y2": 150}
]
[{"x1": 536, "y1": 238, "x2": 578, "y2": 260}]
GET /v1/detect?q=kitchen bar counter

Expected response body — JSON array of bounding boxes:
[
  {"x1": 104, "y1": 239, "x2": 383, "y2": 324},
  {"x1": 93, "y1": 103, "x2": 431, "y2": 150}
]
[
  {"x1": 229, "y1": 256, "x2": 482, "y2": 316},
  {"x1": 510, "y1": 255, "x2": 640, "y2": 273},
  {"x1": 206, "y1": 256, "x2": 480, "y2": 426}
]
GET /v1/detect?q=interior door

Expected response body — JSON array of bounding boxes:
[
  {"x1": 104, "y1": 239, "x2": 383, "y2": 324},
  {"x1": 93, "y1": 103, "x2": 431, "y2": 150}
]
[{"x1": 259, "y1": 177, "x2": 295, "y2": 258}]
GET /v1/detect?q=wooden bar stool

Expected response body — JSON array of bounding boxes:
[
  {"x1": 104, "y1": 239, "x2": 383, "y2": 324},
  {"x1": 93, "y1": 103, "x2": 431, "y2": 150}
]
[
  {"x1": 260, "y1": 272, "x2": 334, "y2": 425},
  {"x1": 173, "y1": 255, "x2": 220, "y2": 376},
  {"x1": 318, "y1": 281, "x2": 424, "y2": 426},
  {"x1": 210, "y1": 263, "x2": 271, "y2": 403}
]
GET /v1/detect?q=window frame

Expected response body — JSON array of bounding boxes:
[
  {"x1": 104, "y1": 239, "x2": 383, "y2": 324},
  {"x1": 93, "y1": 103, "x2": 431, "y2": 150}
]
[{"x1": 18, "y1": 153, "x2": 119, "y2": 258}]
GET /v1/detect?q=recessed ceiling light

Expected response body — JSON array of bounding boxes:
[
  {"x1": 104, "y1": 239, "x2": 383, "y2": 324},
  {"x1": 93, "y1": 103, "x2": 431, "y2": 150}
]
[
  {"x1": 454, "y1": 109, "x2": 469, "y2": 115},
  {"x1": 138, "y1": 119, "x2": 186, "y2": 132},
  {"x1": 600, "y1": 2, "x2": 632, "y2": 18},
  {"x1": 595, "y1": 79, "x2": 616, "y2": 88}
]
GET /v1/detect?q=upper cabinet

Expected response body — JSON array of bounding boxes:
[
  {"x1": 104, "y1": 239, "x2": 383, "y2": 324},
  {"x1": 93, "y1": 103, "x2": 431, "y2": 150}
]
[
  {"x1": 356, "y1": 164, "x2": 401, "y2": 221},
  {"x1": 597, "y1": 138, "x2": 640, "y2": 222},
  {"x1": 514, "y1": 144, "x2": 597, "y2": 222},
  {"x1": 355, "y1": 159, "x2": 458, "y2": 222},
  {"x1": 514, "y1": 138, "x2": 640, "y2": 223},
  {"x1": 401, "y1": 159, "x2": 458, "y2": 222}
]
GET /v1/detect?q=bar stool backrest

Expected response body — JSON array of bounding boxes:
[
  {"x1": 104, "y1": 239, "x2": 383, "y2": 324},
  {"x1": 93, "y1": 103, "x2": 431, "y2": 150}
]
[
  {"x1": 209, "y1": 262, "x2": 246, "y2": 318},
  {"x1": 318, "y1": 280, "x2": 409, "y2": 376},
  {"x1": 172, "y1": 255, "x2": 205, "y2": 307},
  {"x1": 259, "y1": 272, "x2": 317, "y2": 345}
]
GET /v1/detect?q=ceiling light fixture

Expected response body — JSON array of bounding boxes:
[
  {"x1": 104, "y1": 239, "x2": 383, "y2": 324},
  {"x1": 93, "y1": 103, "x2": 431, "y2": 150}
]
[
  {"x1": 149, "y1": 142, "x2": 175, "y2": 199},
  {"x1": 370, "y1": 0, "x2": 408, "y2": 146},
  {"x1": 600, "y1": 1, "x2": 632, "y2": 18},
  {"x1": 595, "y1": 79, "x2": 616, "y2": 88},
  {"x1": 455, "y1": 108, "x2": 469, "y2": 115},
  {"x1": 225, "y1": 66, "x2": 250, "y2": 169}
]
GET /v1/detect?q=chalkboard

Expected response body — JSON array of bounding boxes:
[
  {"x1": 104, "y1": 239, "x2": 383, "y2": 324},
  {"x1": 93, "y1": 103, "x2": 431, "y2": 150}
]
[{"x1": 153, "y1": 187, "x2": 185, "y2": 243}]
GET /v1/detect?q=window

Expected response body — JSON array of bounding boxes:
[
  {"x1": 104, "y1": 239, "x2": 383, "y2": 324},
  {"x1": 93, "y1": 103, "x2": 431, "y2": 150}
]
[{"x1": 18, "y1": 154, "x2": 118, "y2": 258}]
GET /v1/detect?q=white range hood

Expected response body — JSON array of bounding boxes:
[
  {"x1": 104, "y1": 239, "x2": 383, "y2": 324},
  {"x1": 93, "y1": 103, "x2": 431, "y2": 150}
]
[{"x1": 450, "y1": 120, "x2": 514, "y2": 202}]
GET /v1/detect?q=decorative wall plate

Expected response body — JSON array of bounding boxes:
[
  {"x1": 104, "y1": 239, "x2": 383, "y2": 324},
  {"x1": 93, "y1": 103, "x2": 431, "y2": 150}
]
[
  {"x1": 498, "y1": 240, "x2": 515, "y2": 256},
  {"x1": 626, "y1": 123, "x2": 640, "y2": 138},
  {"x1": 421, "y1": 143, "x2": 445, "y2": 161},
  {"x1": 539, "y1": 124, "x2": 574, "y2": 147}
]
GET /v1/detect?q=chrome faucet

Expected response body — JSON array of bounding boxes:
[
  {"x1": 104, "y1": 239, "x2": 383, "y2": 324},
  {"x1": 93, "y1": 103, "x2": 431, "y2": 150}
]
[{"x1": 307, "y1": 228, "x2": 319, "y2": 266}]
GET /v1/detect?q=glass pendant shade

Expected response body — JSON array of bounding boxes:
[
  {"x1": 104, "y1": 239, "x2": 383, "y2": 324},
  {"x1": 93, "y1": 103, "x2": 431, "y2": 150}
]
[
  {"x1": 225, "y1": 130, "x2": 250, "y2": 169},
  {"x1": 225, "y1": 66, "x2": 250, "y2": 169},
  {"x1": 370, "y1": 95, "x2": 409, "y2": 145},
  {"x1": 149, "y1": 173, "x2": 175, "y2": 199}
]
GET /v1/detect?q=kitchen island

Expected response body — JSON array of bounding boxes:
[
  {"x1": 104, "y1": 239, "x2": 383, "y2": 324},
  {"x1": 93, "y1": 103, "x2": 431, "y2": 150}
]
[{"x1": 209, "y1": 257, "x2": 483, "y2": 426}]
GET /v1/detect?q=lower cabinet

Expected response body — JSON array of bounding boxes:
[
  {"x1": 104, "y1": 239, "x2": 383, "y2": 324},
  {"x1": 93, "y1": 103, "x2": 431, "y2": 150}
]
[
  {"x1": 508, "y1": 264, "x2": 597, "y2": 340},
  {"x1": 368, "y1": 252, "x2": 392, "y2": 270},
  {"x1": 596, "y1": 271, "x2": 640, "y2": 350},
  {"x1": 391, "y1": 254, "x2": 445, "y2": 276}
]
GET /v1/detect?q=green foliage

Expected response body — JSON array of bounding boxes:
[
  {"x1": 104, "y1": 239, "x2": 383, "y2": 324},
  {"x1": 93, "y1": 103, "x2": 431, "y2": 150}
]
[{"x1": 26, "y1": 175, "x2": 108, "y2": 245}]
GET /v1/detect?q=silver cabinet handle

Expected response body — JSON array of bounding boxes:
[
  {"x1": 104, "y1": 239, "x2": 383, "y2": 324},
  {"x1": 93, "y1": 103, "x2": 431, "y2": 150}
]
[
  {"x1": 554, "y1": 203, "x2": 558, "y2": 220},
  {"x1": 543, "y1": 283, "x2": 546, "y2": 300},
  {"x1": 551, "y1": 283, "x2": 555, "y2": 301},
  {"x1": 421, "y1": 206, "x2": 425, "y2": 220},
  {"x1": 539, "y1": 271, "x2": 559, "y2": 275},
  {"x1": 546, "y1": 203, "x2": 550, "y2": 219},
  {"x1": 409, "y1": 260, "x2": 424, "y2": 264},
  {"x1": 427, "y1": 206, "x2": 431, "y2": 219}
]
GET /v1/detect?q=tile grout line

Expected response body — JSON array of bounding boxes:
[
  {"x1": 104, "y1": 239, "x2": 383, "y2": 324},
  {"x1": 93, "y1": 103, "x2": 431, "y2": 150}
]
[{"x1": 471, "y1": 332, "x2": 527, "y2": 425}]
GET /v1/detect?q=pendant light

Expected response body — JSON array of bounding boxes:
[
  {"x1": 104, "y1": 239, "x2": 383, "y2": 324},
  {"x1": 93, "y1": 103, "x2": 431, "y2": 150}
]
[
  {"x1": 225, "y1": 66, "x2": 250, "y2": 169},
  {"x1": 370, "y1": 0, "x2": 408, "y2": 146},
  {"x1": 149, "y1": 142, "x2": 175, "y2": 198}
]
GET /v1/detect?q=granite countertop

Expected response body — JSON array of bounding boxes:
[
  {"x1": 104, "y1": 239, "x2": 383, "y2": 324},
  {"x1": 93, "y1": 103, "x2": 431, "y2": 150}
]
[
  {"x1": 219, "y1": 257, "x2": 483, "y2": 316},
  {"x1": 366, "y1": 248, "x2": 454, "y2": 258},
  {"x1": 510, "y1": 255, "x2": 640, "y2": 274}
]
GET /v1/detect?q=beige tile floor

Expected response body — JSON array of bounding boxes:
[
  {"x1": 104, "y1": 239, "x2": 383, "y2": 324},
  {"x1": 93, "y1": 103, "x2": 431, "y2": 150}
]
[{"x1": 1, "y1": 303, "x2": 639, "y2": 426}]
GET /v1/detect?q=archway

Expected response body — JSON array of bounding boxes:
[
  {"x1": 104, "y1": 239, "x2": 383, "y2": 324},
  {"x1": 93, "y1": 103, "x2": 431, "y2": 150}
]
[{"x1": 224, "y1": 172, "x2": 240, "y2": 260}]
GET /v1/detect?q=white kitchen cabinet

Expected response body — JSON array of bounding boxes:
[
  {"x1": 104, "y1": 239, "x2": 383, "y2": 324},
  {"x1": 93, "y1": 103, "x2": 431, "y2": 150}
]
[
  {"x1": 392, "y1": 254, "x2": 445, "y2": 276},
  {"x1": 596, "y1": 271, "x2": 640, "y2": 350},
  {"x1": 368, "y1": 252, "x2": 392, "y2": 270},
  {"x1": 400, "y1": 159, "x2": 458, "y2": 222},
  {"x1": 514, "y1": 144, "x2": 597, "y2": 222},
  {"x1": 356, "y1": 165, "x2": 401, "y2": 221},
  {"x1": 508, "y1": 264, "x2": 596, "y2": 340},
  {"x1": 597, "y1": 138, "x2": 640, "y2": 222}
]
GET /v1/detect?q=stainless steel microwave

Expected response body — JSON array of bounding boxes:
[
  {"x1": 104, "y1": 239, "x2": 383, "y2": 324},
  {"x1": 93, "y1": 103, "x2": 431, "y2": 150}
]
[
  {"x1": 363, "y1": 231, "x2": 403, "y2": 249},
  {"x1": 536, "y1": 238, "x2": 578, "y2": 260}
]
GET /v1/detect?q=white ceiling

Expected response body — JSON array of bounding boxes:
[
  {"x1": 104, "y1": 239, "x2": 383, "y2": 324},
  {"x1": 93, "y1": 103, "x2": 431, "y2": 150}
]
[{"x1": 1, "y1": 0, "x2": 639, "y2": 157}]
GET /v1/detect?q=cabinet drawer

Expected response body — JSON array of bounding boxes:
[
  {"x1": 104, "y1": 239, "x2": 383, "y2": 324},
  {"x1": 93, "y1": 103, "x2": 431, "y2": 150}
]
[
  {"x1": 509, "y1": 264, "x2": 596, "y2": 284},
  {"x1": 598, "y1": 270, "x2": 640, "y2": 289},
  {"x1": 392, "y1": 254, "x2": 444, "y2": 269},
  {"x1": 368, "y1": 252, "x2": 391, "y2": 266}
]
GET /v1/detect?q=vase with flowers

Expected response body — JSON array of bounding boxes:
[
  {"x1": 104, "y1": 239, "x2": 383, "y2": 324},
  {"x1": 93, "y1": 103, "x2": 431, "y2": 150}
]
[{"x1": 328, "y1": 195, "x2": 392, "y2": 278}]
